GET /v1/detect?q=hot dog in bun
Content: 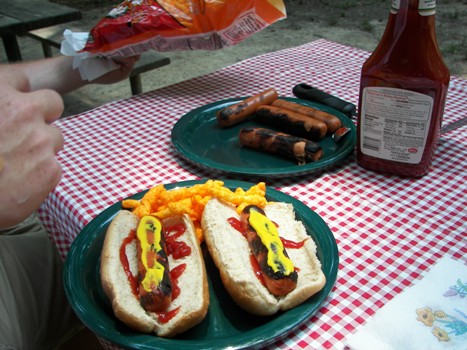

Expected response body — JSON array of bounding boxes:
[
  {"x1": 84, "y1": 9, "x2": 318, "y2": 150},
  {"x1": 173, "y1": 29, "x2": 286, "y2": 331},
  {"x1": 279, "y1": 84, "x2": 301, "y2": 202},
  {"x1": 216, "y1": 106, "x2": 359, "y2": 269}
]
[
  {"x1": 100, "y1": 210, "x2": 209, "y2": 337},
  {"x1": 201, "y1": 198, "x2": 326, "y2": 316}
]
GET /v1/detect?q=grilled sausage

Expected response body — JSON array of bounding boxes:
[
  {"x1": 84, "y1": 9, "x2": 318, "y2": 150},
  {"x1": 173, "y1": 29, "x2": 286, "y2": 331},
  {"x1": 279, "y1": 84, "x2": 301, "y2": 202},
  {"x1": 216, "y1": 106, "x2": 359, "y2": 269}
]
[
  {"x1": 216, "y1": 88, "x2": 279, "y2": 127},
  {"x1": 239, "y1": 127, "x2": 323, "y2": 165},
  {"x1": 272, "y1": 99, "x2": 342, "y2": 134},
  {"x1": 240, "y1": 205, "x2": 298, "y2": 297},
  {"x1": 136, "y1": 215, "x2": 173, "y2": 312},
  {"x1": 255, "y1": 105, "x2": 327, "y2": 141}
]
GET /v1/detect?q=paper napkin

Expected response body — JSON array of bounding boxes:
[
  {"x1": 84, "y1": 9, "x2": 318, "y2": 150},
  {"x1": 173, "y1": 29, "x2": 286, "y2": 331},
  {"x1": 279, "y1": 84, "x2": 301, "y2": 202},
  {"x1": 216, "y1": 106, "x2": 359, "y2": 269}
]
[
  {"x1": 346, "y1": 257, "x2": 467, "y2": 350},
  {"x1": 60, "y1": 29, "x2": 119, "y2": 81}
]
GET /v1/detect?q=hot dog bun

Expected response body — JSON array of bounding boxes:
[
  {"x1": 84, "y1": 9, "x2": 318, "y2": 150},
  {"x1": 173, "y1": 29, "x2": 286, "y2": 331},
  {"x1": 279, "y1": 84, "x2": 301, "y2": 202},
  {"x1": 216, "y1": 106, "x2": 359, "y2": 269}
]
[
  {"x1": 201, "y1": 198, "x2": 326, "y2": 316},
  {"x1": 100, "y1": 210, "x2": 209, "y2": 337}
]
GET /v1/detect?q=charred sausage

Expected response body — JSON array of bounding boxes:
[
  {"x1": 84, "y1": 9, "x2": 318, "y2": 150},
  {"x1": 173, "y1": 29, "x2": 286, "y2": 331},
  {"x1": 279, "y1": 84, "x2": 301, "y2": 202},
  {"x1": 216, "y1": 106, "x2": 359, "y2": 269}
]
[
  {"x1": 240, "y1": 205, "x2": 298, "y2": 297},
  {"x1": 239, "y1": 127, "x2": 323, "y2": 165},
  {"x1": 217, "y1": 88, "x2": 279, "y2": 127},
  {"x1": 255, "y1": 105, "x2": 327, "y2": 141},
  {"x1": 272, "y1": 99, "x2": 342, "y2": 134},
  {"x1": 136, "y1": 215, "x2": 172, "y2": 312}
]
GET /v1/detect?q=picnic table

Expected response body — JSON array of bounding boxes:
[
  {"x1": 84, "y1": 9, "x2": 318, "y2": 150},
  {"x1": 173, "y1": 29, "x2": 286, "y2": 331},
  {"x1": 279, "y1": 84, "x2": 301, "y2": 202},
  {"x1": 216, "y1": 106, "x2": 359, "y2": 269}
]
[
  {"x1": 0, "y1": 0, "x2": 81, "y2": 61},
  {"x1": 38, "y1": 39, "x2": 467, "y2": 349}
]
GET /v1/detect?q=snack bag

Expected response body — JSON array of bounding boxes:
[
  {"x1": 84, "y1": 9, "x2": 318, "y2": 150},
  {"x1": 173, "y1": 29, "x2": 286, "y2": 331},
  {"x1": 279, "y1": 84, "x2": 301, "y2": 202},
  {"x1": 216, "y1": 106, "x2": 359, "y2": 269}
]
[{"x1": 63, "y1": 0, "x2": 286, "y2": 58}]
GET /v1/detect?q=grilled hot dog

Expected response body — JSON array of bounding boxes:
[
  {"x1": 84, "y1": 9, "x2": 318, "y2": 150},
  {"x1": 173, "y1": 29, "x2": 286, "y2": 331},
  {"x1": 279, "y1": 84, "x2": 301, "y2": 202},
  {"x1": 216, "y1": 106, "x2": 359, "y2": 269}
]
[
  {"x1": 100, "y1": 211, "x2": 209, "y2": 337},
  {"x1": 239, "y1": 127, "x2": 323, "y2": 165},
  {"x1": 240, "y1": 205, "x2": 298, "y2": 296},
  {"x1": 255, "y1": 105, "x2": 328, "y2": 141},
  {"x1": 202, "y1": 198, "x2": 327, "y2": 316},
  {"x1": 271, "y1": 99, "x2": 342, "y2": 134},
  {"x1": 216, "y1": 88, "x2": 278, "y2": 127},
  {"x1": 136, "y1": 216, "x2": 173, "y2": 312}
]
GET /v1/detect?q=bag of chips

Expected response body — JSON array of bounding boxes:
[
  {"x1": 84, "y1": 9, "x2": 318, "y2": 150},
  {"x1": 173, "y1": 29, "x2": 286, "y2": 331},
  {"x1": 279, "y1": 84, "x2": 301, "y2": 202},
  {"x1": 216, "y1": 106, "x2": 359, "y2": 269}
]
[{"x1": 65, "y1": 0, "x2": 286, "y2": 58}]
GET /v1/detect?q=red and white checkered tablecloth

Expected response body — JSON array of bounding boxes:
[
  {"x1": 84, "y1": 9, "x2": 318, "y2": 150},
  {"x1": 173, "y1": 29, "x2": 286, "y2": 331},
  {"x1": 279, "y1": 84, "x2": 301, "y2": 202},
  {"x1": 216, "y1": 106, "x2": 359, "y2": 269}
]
[{"x1": 38, "y1": 39, "x2": 467, "y2": 350}]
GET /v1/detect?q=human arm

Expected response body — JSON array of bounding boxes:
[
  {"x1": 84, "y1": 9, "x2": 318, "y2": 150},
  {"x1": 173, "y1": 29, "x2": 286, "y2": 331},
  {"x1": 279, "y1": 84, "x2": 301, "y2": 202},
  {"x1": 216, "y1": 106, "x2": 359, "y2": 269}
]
[
  {"x1": 9, "y1": 55, "x2": 139, "y2": 94},
  {"x1": 0, "y1": 55, "x2": 138, "y2": 228}
]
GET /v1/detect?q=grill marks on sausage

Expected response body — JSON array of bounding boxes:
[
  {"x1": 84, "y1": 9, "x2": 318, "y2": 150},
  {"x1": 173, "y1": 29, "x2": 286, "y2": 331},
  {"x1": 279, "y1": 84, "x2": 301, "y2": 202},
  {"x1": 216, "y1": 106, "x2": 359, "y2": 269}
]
[
  {"x1": 255, "y1": 105, "x2": 327, "y2": 141},
  {"x1": 271, "y1": 99, "x2": 342, "y2": 134},
  {"x1": 239, "y1": 127, "x2": 323, "y2": 165},
  {"x1": 132, "y1": 217, "x2": 192, "y2": 314},
  {"x1": 240, "y1": 205, "x2": 298, "y2": 297},
  {"x1": 216, "y1": 91, "x2": 344, "y2": 164},
  {"x1": 136, "y1": 217, "x2": 173, "y2": 312},
  {"x1": 216, "y1": 88, "x2": 279, "y2": 127}
]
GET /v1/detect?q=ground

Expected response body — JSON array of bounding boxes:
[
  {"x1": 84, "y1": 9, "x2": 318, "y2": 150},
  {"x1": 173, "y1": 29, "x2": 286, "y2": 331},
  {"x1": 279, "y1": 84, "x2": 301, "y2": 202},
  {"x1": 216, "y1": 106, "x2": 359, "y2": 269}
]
[{"x1": 20, "y1": 0, "x2": 467, "y2": 116}]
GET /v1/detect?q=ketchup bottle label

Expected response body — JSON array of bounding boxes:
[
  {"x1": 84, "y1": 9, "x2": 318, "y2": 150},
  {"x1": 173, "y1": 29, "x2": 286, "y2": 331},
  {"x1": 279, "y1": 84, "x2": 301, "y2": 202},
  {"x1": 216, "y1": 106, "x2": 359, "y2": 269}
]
[
  {"x1": 390, "y1": 0, "x2": 400, "y2": 13},
  {"x1": 391, "y1": 0, "x2": 435, "y2": 15},
  {"x1": 419, "y1": 0, "x2": 436, "y2": 16},
  {"x1": 359, "y1": 87, "x2": 433, "y2": 164}
]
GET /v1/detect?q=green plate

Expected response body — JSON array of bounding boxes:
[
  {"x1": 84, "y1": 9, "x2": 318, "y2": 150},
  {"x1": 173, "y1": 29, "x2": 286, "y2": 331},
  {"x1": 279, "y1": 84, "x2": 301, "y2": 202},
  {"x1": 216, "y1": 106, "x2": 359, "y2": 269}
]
[
  {"x1": 171, "y1": 98, "x2": 356, "y2": 177},
  {"x1": 64, "y1": 180, "x2": 339, "y2": 349}
]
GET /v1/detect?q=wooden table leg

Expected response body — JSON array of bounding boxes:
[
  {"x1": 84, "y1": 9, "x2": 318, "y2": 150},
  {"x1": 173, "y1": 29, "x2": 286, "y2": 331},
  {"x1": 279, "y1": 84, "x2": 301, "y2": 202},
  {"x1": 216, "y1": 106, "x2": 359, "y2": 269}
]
[
  {"x1": 130, "y1": 75, "x2": 143, "y2": 95},
  {"x1": 2, "y1": 34, "x2": 22, "y2": 62}
]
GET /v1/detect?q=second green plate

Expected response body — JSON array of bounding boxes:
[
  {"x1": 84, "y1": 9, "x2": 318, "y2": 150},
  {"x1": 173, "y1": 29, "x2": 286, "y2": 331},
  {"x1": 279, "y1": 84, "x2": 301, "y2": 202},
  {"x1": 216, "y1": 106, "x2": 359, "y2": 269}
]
[{"x1": 171, "y1": 98, "x2": 356, "y2": 177}]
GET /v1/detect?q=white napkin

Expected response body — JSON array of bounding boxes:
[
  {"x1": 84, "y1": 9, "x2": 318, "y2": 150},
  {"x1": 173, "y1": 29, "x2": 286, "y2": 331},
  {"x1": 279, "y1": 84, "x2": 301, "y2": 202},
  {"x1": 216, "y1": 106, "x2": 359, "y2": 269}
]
[
  {"x1": 346, "y1": 257, "x2": 467, "y2": 350},
  {"x1": 60, "y1": 29, "x2": 119, "y2": 81}
]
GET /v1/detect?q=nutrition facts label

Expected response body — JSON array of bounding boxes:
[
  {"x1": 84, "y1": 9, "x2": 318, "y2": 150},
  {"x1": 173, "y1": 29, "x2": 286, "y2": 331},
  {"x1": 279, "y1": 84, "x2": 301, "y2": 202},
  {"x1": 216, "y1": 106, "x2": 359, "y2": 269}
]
[
  {"x1": 219, "y1": 10, "x2": 268, "y2": 46},
  {"x1": 359, "y1": 87, "x2": 434, "y2": 164}
]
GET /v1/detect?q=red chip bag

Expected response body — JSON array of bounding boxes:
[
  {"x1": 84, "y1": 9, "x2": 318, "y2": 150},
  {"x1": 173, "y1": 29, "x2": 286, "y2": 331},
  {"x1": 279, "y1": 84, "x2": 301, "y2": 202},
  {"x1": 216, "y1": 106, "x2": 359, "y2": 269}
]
[{"x1": 80, "y1": 0, "x2": 286, "y2": 57}]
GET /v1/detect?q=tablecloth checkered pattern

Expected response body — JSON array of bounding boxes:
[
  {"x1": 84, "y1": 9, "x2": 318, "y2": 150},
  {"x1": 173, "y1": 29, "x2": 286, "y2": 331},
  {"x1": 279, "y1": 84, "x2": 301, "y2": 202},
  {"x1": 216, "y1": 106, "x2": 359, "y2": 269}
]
[{"x1": 38, "y1": 39, "x2": 467, "y2": 350}]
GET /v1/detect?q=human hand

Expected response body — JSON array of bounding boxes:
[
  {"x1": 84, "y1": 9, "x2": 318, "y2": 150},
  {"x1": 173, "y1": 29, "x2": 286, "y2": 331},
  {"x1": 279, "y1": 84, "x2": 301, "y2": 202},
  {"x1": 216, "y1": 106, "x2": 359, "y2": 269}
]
[
  {"x1": 91, "y1": 55, "x2": 140, "y2": 85},
  {"x1": 0, "y1": 68, "x2": 64, "y2": 229}
]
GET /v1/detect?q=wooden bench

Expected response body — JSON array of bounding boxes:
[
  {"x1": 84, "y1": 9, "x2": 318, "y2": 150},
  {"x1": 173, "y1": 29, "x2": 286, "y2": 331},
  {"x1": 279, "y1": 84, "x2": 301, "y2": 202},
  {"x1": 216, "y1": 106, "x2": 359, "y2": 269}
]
[
  {"x1": 27, "y1": 24, "x2": 170, "y2": 95},
  {"x1": 0, "y1": 0, "x2": 82, "y2": 62}
]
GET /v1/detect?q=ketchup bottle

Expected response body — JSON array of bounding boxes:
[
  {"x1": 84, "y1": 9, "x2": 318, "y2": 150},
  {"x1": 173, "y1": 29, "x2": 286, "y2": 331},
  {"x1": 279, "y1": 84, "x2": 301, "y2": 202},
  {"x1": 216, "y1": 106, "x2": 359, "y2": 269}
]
[{"x1": 356, "y1": 0, "x2": 450, "y2": 177}]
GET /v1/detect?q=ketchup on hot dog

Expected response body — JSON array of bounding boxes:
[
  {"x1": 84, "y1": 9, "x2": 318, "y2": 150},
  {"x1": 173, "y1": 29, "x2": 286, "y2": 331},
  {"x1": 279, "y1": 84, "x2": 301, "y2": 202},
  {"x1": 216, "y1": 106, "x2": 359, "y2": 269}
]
[{"x1": 119, "y1": 216, "x2": 193, "y2": 315}]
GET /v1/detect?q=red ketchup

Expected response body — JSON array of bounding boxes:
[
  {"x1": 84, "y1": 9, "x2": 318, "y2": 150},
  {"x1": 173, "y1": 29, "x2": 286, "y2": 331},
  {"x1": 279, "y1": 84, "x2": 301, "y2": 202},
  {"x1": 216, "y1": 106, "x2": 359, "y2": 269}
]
[
  {"x1": 280, "y1": 237, "x2": 305, "y2": 249},
  {"x1": 227, "y1": 217, "x2": 278, "y2": 234},
  {"x1": 119, "y1": 221, "x2": 192, "y2": 314},
  {"x1": 165, "y1": 223, "x2": 191, "y2": 259},
  {"x1": 157, "y1": 306, "x2": 180, "y2": 324},
  {"x1": 119, "y1": 229, "x2": 139, "y2": 297},
  {"x1": 356, "y1": 0, "x2": 450, "y2": 177},
  {"x1": 250, "y1": 255, "x2": 266, "y2": 286},
  {"x1": 169, "y1": 264, "x2": 186, "y2": 300},
  {"x1": 154, "y1": 223, "x2": 190, "y2": 324},
  {"x1": 227, "y1": 217, "x2": 244, "y2": 236}
]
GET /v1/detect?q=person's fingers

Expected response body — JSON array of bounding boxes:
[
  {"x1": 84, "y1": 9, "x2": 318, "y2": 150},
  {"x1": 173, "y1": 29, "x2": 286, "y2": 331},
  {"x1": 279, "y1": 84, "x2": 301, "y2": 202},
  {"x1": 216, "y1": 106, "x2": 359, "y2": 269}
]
[
  {"x1": 48, "y1": 125, "x2": 65, "y2": 155},
  {"x1": 114, "y1": 55, "x2": 141, "y2": 65},
  {"x1": 27, "y1": 89, "x2": 65, "y2": 124},
  {"x1": 39, "y1": 156, "x2": 63, "y2": 191},
  {"x1": 3, "y1": 68, "x2": 31, "y2": 92},
  {"x1": 1, "y1": 68, "x2": 64, "y2": 124},
  {"x1": 114, "y1": 55, "x2": 140, "y2": 74},
  {"x1": 14, "y1": 156, "x2": 63, "y2": 222},
  {"x1": 90, "y1": 55, "x2": 141, "y2": 85}
]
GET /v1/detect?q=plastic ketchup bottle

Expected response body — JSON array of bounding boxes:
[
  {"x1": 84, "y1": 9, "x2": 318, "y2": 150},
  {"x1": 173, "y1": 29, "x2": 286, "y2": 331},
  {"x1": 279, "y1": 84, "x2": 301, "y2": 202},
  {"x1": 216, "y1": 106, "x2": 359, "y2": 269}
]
[{"x1": 356, "y1": 0, "x2": 450, "y2": 177}]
